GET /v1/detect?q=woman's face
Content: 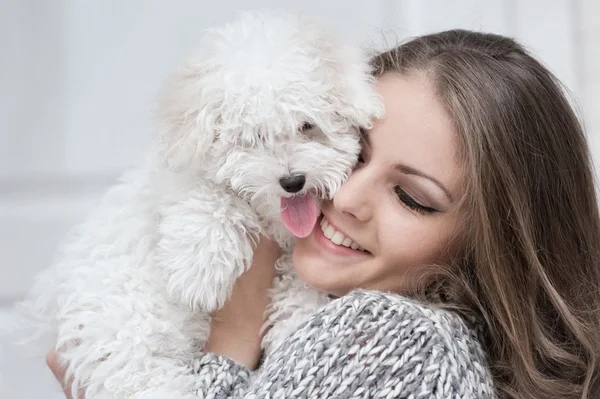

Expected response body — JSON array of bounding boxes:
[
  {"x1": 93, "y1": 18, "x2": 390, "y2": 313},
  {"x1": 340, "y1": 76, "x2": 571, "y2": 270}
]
[{"x1": 293, "y1": 73, "x2": 464, "y2": 296}]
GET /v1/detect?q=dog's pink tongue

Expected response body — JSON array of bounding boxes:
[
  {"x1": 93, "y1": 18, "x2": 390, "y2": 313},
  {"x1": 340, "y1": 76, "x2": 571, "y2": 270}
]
[{"x1": 280, "y1": 193, "x2": 318, "y2": 238}]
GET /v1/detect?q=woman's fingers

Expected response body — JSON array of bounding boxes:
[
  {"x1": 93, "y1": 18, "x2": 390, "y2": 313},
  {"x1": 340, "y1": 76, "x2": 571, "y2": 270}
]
[{"x1": 46, "y1": 349, "x2": 84, "y2": 399}]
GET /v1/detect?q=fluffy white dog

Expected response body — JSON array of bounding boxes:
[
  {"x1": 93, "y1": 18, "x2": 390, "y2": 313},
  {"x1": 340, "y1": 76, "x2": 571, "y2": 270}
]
[{"x1": 18, "y1": 10, "x2": 383, "y2": 399}]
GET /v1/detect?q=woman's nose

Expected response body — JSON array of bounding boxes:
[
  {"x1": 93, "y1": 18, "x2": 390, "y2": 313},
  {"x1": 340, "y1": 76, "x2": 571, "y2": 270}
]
[{"x1": 332, "y1": 168, "x2": 373, "y2": 221}]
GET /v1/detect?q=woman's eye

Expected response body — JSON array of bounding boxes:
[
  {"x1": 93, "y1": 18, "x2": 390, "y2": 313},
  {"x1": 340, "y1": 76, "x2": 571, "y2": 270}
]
[{"x1": 394, "y1": 186, "x2": 438, "y2": 214}]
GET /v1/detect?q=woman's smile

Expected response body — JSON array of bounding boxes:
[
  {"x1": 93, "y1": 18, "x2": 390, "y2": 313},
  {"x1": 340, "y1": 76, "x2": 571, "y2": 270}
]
[{"x1": 313, "y1": 213, "x2": 373, "y2": 257}]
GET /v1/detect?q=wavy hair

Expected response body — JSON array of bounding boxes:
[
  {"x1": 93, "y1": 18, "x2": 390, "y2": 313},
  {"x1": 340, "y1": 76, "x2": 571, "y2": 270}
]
[{"x1": 371, "y1": 30, "x2": 600, "y2": 398}]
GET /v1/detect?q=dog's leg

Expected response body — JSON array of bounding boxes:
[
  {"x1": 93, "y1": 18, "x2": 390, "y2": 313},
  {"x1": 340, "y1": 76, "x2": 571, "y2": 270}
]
[
  {"x1": 155, "y1": 183, "x2": 261, "y2": 312},
  {"x1": 40, "y1": 275, "x2": 210, "y2": 399},
  {"x1": 16, "y1": 163, "x2": 213, "y2": 399}
]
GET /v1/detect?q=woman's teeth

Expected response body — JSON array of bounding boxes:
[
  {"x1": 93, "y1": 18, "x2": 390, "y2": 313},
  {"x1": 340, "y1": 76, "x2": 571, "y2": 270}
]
[{"x1": 320, "y1": 218, "x2": 368, "y2": 252}]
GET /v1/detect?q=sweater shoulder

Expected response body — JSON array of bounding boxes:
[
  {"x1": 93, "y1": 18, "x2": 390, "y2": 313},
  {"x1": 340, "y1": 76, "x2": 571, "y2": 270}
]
[
  {"x1": 253, "y1": 289, "x2": 497, "y2": 398},
  {"x1": 331, "y1": 289, "x2": 489, "y2": 354},
  {"x1": 311, "y1": 289, "x2": 497, "y2": 396},
  {"x1": 329, "y1": 289, "x2": 481, "y2": 342}
]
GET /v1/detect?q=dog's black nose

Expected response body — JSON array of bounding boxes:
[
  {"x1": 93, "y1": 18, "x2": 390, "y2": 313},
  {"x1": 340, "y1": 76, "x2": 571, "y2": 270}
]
[{"x1": 279, "y1": 175, "x2": 306, "y2": 193}]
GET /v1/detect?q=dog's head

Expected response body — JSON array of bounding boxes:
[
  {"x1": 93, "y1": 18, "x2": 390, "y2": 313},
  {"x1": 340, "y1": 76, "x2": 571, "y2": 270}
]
[{"x1": 156, "y1": 10, "x2": 383, "y2": 237}]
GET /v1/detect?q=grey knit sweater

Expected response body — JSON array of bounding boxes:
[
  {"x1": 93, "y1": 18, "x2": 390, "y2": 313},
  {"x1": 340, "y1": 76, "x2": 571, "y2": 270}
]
[{"x1": 192, "y1": 290, "x2": 498, "y2": 398}]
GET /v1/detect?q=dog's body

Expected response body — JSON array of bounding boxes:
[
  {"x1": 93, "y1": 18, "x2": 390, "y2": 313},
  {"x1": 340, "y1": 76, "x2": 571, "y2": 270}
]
[{"x1": 18, "y1": 11, "x2": 383, "y2": 399}]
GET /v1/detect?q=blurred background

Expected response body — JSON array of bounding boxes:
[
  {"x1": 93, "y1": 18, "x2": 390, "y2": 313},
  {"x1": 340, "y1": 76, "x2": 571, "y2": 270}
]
[{"x1": 0, "y1": 0, "x2": 598, "y2": 397}]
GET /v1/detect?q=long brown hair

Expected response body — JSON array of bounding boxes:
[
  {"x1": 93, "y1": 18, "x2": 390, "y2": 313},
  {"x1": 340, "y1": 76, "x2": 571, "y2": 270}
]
[{"x1": 371, "y1": 30, "x2": 600, "y2": 398}]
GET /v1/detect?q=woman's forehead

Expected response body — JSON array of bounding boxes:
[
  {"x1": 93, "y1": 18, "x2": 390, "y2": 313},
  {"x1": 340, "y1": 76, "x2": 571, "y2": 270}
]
[{"x1": 372, "y1": 74, "x2": 462, "y2": 195}]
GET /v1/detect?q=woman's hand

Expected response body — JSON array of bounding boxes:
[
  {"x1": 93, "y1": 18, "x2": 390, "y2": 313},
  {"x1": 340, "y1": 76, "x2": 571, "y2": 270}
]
[
  {"x1": 47, "y1": 235, "x2": 281, "y2": 396},
  {"x1": 46, "y1": 350, "x2": 82, "y2": 399},
  {"x1": 205, "y1": 235, "x2": 281, "y2": 369}
]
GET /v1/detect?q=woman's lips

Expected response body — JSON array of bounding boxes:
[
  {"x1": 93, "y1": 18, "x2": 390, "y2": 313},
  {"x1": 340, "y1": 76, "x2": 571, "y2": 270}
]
[{"x1": 313, "y1": 215, "x2": 372, "y2": 257}]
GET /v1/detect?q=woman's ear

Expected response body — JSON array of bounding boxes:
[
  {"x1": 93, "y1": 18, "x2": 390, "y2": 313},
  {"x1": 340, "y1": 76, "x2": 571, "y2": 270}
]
[{"x1": 155, "y1": 57, "x2": 224, "y2": 172}]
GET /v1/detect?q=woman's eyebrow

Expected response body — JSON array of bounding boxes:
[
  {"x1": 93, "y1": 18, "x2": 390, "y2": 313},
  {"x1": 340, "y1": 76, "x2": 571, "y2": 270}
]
[
  {"x1": 394, "y1": 163, "x2": 453, "y2": 202},
  {"x1": 360, "y1": 127, "x2": 453, "y2": 202}
]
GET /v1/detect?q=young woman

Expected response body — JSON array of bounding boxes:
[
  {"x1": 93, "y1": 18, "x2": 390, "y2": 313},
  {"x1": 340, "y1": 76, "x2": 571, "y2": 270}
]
[{"x1": 49, "y1": 29, "x2": 600, "y2": 398}]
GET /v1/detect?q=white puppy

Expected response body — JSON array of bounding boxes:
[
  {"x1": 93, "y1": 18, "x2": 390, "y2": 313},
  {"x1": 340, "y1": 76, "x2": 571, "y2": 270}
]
[{"x1": 17, "y1": 10, "x2": 383, "y2": 399}]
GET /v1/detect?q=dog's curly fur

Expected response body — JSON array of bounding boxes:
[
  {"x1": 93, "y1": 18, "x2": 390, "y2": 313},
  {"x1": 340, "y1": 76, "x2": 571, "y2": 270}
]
[{"x1": 17, "y1": 10, "x2": 383, "y2": 399}]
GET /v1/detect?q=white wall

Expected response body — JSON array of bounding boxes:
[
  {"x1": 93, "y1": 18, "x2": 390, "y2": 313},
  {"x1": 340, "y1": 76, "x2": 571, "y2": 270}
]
[
  {"x1": 579, "y1": 0, "x2": 600, "y2": 155},
  {"x1": 1, "y1": 1, "x2": 598, "y2": 397}
]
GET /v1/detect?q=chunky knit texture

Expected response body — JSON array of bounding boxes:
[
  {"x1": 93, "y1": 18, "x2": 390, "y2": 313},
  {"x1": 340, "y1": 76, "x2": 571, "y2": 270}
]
[{"x1": 190, "y1": 290, "x2": 497, "y2": 398}]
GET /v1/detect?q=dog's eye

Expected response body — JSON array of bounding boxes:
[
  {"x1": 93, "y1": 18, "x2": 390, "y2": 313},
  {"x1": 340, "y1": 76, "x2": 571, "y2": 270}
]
[{"x1": 300, "y1": 122, "x2": 315, "y2": 131}]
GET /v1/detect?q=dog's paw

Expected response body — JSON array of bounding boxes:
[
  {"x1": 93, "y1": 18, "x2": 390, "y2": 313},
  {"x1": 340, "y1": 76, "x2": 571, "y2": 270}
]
[
  {"x1": 167, "y1": 261, "x2": 240, "y2": 313},
  {"x1": 155, "y1": 186, "x2": 260, "y2": 312},
  {"x1": 158, "y1": 229, "x2": 256, "y2": 312}
]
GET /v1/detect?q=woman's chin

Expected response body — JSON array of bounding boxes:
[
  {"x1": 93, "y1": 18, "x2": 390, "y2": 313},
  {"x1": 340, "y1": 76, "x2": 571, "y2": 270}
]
[{"x1": 292, "y1": 239, "x2": 358, "y2": 296}]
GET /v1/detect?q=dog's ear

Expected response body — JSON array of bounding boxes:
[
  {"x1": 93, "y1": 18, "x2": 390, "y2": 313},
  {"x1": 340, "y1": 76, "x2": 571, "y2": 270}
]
[
  {"x1": 155, "y1": 58, "x2": 223, "y2": 172},
  {"x1": 333, "y1": 45, "x2": 385, "y2": 130}
]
